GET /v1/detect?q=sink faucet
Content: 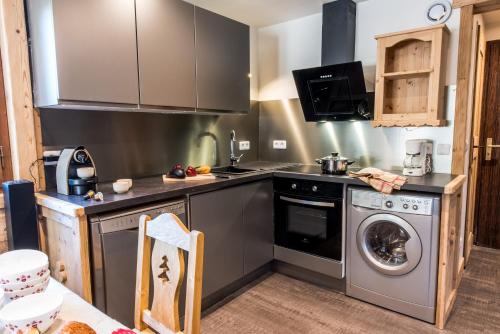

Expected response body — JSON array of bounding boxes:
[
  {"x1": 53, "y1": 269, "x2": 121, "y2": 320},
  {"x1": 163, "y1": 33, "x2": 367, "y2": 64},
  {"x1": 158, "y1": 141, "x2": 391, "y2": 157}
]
[{"x1": 230, "y1": 130, "x2": 243, "y2": 166}]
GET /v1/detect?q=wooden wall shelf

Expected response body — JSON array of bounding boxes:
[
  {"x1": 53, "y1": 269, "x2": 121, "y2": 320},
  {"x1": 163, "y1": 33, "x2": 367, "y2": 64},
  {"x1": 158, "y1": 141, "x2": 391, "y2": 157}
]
[{"x1": 372, "y1": 25, "x2": 450, "y2": 128}]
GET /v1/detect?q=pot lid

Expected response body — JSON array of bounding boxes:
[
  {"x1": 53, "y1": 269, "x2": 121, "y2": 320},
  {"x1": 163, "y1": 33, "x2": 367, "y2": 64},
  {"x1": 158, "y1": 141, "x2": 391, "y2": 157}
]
[{"x1": 320, "y1": 152, "x2": 349, "y2": 161}]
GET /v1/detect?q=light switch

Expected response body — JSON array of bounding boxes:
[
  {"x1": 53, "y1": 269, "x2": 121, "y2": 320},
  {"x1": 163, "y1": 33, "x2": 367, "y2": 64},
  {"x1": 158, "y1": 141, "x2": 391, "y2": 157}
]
[
  {"x1": 273, "y1": 140, "x2": 287, "y2": 150},
  {"x1": 239, "y1": 141, "x2": 250, "y2": 151}
]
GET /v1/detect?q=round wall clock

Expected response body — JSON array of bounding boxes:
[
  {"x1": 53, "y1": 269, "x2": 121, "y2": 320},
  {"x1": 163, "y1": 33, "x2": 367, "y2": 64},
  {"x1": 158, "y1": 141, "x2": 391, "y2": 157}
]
[{"x1": 426, "y1": 1, "x2": 452, "y2": 24}]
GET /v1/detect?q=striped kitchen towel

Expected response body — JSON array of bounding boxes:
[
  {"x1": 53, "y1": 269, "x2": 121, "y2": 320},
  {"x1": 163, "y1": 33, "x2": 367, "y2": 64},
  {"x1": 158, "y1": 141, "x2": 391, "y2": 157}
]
[{"x1": 348, "y1": 167, "x2": 408, "y2": 194}]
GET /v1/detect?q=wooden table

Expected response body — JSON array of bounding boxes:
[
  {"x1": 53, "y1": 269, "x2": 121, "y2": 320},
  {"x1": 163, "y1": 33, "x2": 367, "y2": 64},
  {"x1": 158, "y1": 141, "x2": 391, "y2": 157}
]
[{"x1": 1, "y1": 279, "x2": 128, "y2": 333}]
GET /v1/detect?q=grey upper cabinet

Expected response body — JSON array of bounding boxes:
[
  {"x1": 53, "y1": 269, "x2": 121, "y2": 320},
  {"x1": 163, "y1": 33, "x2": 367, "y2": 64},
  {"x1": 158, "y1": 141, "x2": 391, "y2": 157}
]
[
  {"x1": 189, "y1": 186, "x2": 245, "y2": 298},
  {"x1": 28, "y1": 0, "x2": 250, "y2": 112},
  {"x1": 195, "y1": 7, "x2": 250, "y2": 113},
  {"x1": 243, "y1": 180, "x2": 274, "y2": 274},
  {"x1": 51, "y1": 0, "x2": 139, "y2": 104},
  {"x1": 136, "y1": 0, "x2": 196, "y2": 108}
]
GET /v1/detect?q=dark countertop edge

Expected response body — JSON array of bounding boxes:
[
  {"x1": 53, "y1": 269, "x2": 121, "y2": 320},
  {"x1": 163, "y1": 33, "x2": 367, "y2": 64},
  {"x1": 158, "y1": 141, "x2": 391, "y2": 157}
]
[
  {"x1": 82, "y1": 172, "x2": 273, "y2": 215},
  {"x1": 273, "y1": 171, "x2": 452, "y2": 194},
  {"x1": 46, "y1": 170, "x2": 457, "y2": 216}
]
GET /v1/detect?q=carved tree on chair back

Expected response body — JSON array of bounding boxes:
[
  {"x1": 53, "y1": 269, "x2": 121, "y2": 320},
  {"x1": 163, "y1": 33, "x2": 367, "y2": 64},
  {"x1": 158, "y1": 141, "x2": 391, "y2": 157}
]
[{"x1": 135, "y1": 213, "x2": 204, "y2": 334}]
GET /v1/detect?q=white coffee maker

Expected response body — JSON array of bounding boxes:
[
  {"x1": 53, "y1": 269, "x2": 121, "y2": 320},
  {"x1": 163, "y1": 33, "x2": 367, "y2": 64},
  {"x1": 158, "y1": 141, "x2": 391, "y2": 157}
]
[{"x1": 403, "y1": 139, "x2": 433, "y2": 176}]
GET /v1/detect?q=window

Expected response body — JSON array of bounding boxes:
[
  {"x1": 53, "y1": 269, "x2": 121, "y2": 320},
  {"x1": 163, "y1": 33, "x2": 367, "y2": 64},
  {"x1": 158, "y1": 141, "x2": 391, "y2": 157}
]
[{"x1": 0, "y1": 52, "x2": 13, "y2": 185}]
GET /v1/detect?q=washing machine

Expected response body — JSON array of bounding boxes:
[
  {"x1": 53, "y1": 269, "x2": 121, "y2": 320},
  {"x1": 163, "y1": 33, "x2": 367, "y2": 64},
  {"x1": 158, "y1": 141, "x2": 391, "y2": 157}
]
[{"x1": 346, "y1": 187, "x2": 441, "y2": 323}]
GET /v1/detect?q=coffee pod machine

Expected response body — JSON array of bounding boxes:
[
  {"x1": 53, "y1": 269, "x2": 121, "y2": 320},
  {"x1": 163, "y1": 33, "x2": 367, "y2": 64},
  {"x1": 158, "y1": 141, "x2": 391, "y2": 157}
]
[
  {"x1": 56, "y1": 147, "x2": 98, "y2": 195},
  {"x1": 403, "y1": 139, "x2": 433, "y2": 177}
]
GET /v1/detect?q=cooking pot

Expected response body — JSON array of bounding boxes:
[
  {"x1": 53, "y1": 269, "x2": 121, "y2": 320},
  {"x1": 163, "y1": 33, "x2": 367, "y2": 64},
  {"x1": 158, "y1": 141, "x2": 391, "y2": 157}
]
[{"x1": 315, "y1": 153, "x2": 355, "y2": 175}]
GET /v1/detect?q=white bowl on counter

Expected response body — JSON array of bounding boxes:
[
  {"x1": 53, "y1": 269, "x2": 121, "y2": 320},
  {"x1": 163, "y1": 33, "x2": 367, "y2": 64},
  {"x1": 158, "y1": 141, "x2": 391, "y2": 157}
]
[
  {"x1": 2, "y1": 270, "x2": 50, "y2": 291},
  {"x1": 117, "y1": 178, "x2": 133, "y2": 188},
  {"x1": 76, "y1": 167, "x2": 95, "y2": 179},
  {"x1": 112, "y1": 181, "x2": 130, "y2": 194},
  {"x1": 0, "y1": 292, "x2": 63, "y2": 333},
  {"x1": 3, "y1": 277, "x2": 50, "y2": 302},
  {"x1": 0, "y1": 250, "x2": 49, "y2": 285}
]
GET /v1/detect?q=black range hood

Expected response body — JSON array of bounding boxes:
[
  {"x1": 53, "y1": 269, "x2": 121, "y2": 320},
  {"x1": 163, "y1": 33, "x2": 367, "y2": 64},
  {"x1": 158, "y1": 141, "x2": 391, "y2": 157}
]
[{"x1": 293, "y1": 0, "x2": 374, "y2": 122}]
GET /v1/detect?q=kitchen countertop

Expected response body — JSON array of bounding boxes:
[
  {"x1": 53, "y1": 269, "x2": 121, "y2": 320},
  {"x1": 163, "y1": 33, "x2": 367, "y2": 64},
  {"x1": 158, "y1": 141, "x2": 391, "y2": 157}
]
[{"x1": 38, "y1": 162, "x2": 458, "y2": 216}]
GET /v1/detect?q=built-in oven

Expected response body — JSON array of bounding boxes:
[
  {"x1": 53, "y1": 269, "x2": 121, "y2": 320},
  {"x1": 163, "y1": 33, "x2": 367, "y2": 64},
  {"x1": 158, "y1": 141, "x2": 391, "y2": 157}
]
[{"x1": 274, "y1": 177, "x2": 345, "y2": 279}]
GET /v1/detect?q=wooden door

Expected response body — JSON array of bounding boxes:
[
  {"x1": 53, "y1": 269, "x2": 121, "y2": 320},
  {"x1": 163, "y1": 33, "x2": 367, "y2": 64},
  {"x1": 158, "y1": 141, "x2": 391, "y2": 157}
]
[{"x1": 475, "y1": 40, "x2": 500, "y2": 248}]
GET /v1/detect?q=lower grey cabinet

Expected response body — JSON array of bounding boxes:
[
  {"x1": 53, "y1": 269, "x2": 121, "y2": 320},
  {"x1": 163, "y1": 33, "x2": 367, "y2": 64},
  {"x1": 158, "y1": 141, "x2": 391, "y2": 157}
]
[
  {"x1": 243, "y1": 180, "x2": 274, "y2": 274},
  {"x1": 189, "y1": 180, "x2": 273, "y2": 298},
  {"x1": 190, "y1": 186, "x2": 245, "y2": 297}
]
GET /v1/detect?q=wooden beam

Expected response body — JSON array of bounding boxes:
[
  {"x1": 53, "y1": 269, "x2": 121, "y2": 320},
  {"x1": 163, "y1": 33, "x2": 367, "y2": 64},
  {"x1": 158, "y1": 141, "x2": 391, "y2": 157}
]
[
  {"x1": 0, "y1": 0, "x2": 44, "y2": 190},
  {"x1": 453, "y1": 0, "x2": 498, "y2": 8},
  {"x1": 451, "y1": 6, "x2": 474, "y2": 175}
]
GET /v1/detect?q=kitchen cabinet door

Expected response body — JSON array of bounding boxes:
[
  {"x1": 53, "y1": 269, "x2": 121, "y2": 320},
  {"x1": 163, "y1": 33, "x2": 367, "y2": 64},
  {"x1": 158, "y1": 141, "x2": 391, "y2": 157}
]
[
  {"x1": 136, "y1": 0, "x2": 196, "y2": 108},
  {"x1": 52, "y1": 0, "x2": 139, "y2": 104},
  {"x1": 242, "y1": 180, "x2": 274, "y2": 274},
  {"x1": 195, "y1": 7, "x2": 250, "y2": 112},
  {"x1": 189, "y1": 187, "x2": 245, "y2": 297}
]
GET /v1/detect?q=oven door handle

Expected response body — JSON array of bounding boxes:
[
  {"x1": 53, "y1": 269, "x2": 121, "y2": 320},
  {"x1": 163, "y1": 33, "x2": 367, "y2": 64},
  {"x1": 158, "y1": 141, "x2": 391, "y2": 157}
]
[{"x1": 279, "y1": 196, "x2": 336, "y2": 208}]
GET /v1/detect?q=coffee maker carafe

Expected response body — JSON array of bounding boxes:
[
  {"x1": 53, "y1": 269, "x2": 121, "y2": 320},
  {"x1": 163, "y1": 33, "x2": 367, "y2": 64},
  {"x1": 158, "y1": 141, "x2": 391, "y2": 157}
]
[
  {"x1": 403, "y1": 139, "x2": 433, "y2": 177},
  {"x1": 56, "y1": 147, "x2": 98, "y2": 195}
]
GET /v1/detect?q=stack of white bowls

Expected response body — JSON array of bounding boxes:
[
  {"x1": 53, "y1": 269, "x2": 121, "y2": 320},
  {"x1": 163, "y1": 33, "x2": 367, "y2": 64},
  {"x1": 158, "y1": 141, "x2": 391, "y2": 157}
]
[{"x1": 0, "y1": 250, "x2": 50, "y2": 303}]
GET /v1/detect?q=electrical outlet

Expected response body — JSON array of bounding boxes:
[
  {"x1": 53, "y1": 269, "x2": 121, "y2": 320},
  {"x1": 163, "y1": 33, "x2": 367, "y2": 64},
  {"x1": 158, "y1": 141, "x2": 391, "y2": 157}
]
[
  {"x1": 239, "y1": 141, "x2": 250, "y2": 151},
  {"x1": 273, "y1": 140, "x2": 287, "y2": 150}
]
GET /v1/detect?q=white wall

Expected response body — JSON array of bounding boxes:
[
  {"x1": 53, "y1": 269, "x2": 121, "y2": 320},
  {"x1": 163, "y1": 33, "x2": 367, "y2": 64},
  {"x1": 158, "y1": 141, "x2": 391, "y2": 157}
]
[
  {"x1": 256, "y1": 0, "x2": 462, "y2": 173},
  {"x1": 258, "y1": 13, "x2": 322, "y2": 101},
  {"x1": 258, "y1": 0, "x2": 460, "y2": 100}
]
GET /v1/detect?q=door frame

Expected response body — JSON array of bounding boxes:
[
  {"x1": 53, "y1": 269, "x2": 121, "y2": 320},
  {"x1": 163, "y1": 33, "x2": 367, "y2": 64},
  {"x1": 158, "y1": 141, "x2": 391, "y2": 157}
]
[
  {"x1": 451, "y1": 0, "x2": 500, "y2": 264},
  {"x1": 0, "y1": 49, "x2": 13, "y2": 183}
]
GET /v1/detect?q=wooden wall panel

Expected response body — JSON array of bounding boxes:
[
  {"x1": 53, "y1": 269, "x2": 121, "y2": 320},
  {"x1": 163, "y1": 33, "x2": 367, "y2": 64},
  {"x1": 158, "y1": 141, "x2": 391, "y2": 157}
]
[
  {"x1": 0, "y1": 0, "x2": 43, "y2": 189},
  {"x1": 452, "y1": 6, "x2": 475, "y2": 175}
]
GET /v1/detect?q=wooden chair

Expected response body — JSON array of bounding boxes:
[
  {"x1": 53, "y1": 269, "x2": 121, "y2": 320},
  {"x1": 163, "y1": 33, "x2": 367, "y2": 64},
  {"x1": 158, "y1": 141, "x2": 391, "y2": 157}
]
[{"x1": 134, "y1": 213, "x2": 204, "y2": 334}]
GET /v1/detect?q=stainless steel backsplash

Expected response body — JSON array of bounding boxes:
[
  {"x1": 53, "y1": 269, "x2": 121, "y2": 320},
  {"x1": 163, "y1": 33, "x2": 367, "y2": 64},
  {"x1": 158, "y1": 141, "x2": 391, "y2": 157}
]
[
  {"x1": 259, "y1": 87, "x2": 455, "y2": 173},
  {"x1": 41, "y1": 102, "x2": 260, "y2": 182},
  {"x1": 41, "y1": 86, "x2": 455, "y2": 183}
]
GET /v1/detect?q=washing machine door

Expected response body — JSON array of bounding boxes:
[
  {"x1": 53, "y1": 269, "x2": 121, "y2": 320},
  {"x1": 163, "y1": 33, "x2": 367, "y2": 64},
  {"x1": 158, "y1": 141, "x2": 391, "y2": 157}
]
[{"x1": 356, "y1": 213, "x2": 422, "y2": 276}]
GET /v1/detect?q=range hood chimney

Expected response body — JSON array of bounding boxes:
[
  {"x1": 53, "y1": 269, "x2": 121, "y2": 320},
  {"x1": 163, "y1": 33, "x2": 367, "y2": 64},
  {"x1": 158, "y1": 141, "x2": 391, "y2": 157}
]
[
  {"x1": 321, "y1": 0, "x2": 357, "y2": 66},
  {"x1": 292, "y1": 0, "x2": 374, "y2": 122}
]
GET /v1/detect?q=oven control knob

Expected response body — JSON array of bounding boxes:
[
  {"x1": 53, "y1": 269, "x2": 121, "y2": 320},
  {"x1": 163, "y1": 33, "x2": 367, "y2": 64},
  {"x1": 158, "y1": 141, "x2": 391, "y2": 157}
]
[
  {"x1": 385, "y1": 201, "x2": 393, "y2": 208},
  {"x1": 312, "y1": 185, "x2": 318, "y2": 192},
  {"x1": 403, "y1": 203, "x2": 409, "y2": 209},
  {"x1": 291, "y1": 183, "x2": 297, "y2": 190},
  {"x1": 413, "y1": 205, "x2": 419, "y2": 210}
]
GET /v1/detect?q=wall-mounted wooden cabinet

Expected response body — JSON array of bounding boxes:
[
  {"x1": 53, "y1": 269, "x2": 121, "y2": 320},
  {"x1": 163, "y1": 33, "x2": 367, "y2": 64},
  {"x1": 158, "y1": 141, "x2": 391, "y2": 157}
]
[
  {"x1": 372, "y1": 25, "x2": 450, "y2": 127},
  {"x1": 28, "y1": 0, "x2": 250, "y2": 114}
]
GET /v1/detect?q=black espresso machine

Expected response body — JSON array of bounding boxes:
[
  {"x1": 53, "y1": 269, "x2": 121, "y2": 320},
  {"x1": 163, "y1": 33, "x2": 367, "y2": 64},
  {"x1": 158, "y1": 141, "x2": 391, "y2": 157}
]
[{"x1": 56, "y1": 146, "x2": 98, "y2": 195}]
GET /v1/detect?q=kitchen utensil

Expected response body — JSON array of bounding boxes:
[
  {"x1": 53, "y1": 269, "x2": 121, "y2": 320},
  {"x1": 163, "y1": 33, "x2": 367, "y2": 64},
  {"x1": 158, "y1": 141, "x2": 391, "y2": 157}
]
[
  {"x1": 117, "y1": 179, "x2": 133, "y2": 188},
  {"x1": 1, "y1": 270, "x2": 50, "y2": 291},
  {"x1": 3, "y1": 277, "x2": 50, "y2": 302},
  {"x1": 76, "y1": 167, "x2": 95, "y2": 179},
  {"x1": 315, "y1": 153, "x2": 355, "y2": 175},
  {"x1": 162, "y1": 174, "x2": 217, "y2": 183},
  {"x1": 112, "y1": 182, "x2": 130, "y2": 194},
  {"x1": 0, "y1": 250, "x2": 48, "y2": 285},
  {"x1": 0, "y1": 292, "x2": 63, "y2": 333}
]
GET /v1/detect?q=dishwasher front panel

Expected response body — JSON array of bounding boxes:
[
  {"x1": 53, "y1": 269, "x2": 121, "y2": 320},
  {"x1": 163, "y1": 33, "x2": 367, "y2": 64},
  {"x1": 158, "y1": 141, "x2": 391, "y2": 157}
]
[
  {"x1": 101, "y1": 229, "x2": 139, "y2": 327},
  {"x1": 90, "y1": 200, "x2": 186, "y2": 328}
]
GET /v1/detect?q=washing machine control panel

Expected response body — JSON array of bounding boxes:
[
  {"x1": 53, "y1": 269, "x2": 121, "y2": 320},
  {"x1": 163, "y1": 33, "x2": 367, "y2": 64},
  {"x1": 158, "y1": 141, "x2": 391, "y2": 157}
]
[{"x1": 351, "y1": 190, "x2": 434, "y2": 215}]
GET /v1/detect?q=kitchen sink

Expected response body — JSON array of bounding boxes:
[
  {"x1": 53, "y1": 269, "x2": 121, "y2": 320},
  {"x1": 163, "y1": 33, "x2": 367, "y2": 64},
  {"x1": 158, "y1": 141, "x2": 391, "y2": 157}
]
[{"x1": 211, "y1": 166, "x2": 257, "y2": 175}]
